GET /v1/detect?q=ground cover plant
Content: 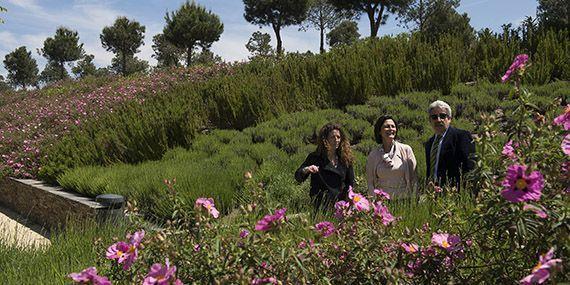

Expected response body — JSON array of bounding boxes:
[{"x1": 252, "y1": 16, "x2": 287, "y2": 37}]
[{"x1": 55, "y1": 56, "x2": 565, "y2": 284}]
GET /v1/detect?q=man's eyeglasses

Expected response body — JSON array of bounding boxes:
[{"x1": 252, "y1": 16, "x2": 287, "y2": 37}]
[{"x1": 430, "y1": 113, "x2": 449, "y2": 120}]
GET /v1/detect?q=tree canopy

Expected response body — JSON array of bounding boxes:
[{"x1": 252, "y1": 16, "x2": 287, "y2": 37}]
[
  {"x1": 537, "y1": 0, "x2": 569, "y2": 31},
  {"x1": 3, "y1": 46, "x2": 38, "y2": 89},
  {"x1": 41, "y1": 27, "x2": 84, "y2": 80},
  {"x1": 329, "y1": 0, "x2": 411, "y2": 38},
  {"x1": 72, "y1": 54, "x2": 98, "y2": 78},
  {"x1": 163, "y1": 1, "x2": 224, "y2": 67},
  {"x1": 100, "y1": 17, "x2": 145, "y2": 76},
  {"x1": 243, "y1": 0, "x2": 310, "y2": 55},
  {"x1": 246, "y1": 31, "x2": 274, "y2": 59},
  {"x1": 152, "y1": 33, "x2": 184, "y2": 68},
  {"x1": 327, "y1": 20, "x2": 361, "y2": 47},
  {"x1": 300, "y1": 0, "x2": 356, "y2": 53}
]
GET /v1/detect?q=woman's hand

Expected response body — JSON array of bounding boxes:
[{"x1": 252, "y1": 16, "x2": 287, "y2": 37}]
[{"x1": 304, "y1": 165, "x2": 319, "y2": 174}]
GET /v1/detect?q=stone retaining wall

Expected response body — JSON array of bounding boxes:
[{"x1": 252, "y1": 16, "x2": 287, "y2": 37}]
[{"x1": 0, "y1": 178, "x2": 107, "y2": 229}]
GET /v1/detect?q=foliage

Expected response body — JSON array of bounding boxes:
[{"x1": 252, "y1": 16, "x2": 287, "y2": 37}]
[
  {"x1": 163, "y1": 1, "x2": 224, "y2": 67},
  {"x1": 110, "y1": 54, "x2": 149, "y2": 76},
  {"x1": 537, "y1": 0, "x2": 570, "y2": 32},
  {"x1": 300, "y1": 0, "x2": 356, "y2": 53},
  {"x1": 329, "y1": 0, "x2": 411, "y2": 38},
  {"x1": 40, "y1": 27, "x2": 84, "y2": 81},
  {"x1": 246, "y1": 31, "x2": 274, "y2": 59},
  {"x1": 327, "y1": 20, "x2": 361, "y2": 48},
  {"x1": 72, "y1": 54, "x2": 99, "y2": 78},
  {"x1": 152, "y1": 33, "x2": 184, "y2": 68},
  {"x1": 39, "y1": 60, "x2": 70, "y2": 85},
  {"x1": 3, "y1": 46, "x2": 38, "y2": 89},
  {"x1": 243, "y1": 0, "x2": 311, "y2": 55},
  {"x1": 100, "y1": 16, "x2": 146, "y2": 76}
]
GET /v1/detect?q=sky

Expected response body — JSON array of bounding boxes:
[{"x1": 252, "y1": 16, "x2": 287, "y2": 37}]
[{"x1": 0, "y1": 0, "x2": 539, "y2": 78}]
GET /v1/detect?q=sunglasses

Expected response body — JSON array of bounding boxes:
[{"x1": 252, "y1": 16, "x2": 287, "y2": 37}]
[{"x1": 430, "y1": 113, "x2": 449, "y2": 120}]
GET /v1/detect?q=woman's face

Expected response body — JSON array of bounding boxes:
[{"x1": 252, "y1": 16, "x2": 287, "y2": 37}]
[
  {"x1": 326, "y1": 129, "x2": 341, "y2": 150},
  {"x1": 380, "y1": 119, "x2": 397, "y2": 143}
]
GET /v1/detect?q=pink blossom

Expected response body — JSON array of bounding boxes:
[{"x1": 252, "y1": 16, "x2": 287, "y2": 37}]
[
  {"x1": 68, "y1": 267, "x2": 111, "y2": 285},
  {"x1": 502, "y1": 140, "x2": 517, "y2": 160},
  {"x1": 562, "y1": 134, "x2": 570, "y2": 156},
  {"x1": 314, "y1": 221, "x2": 336, "y2": 237},
  {"x1": 553, "y1": 104, "x2": 570, "y2": 130},
  {"x1": 431, "y1": 233, "x2": 461, "y2": 251},
  {"x1": 106, "y1": 230, "x2": 145, "y2": 270},
  {"x1": 501, "y1": 164, "x2": 544, "y2": 202},
  {"x1": 334, "y1": 200, "x2": 351, "y2": 219},
  {"x1": 373, "y1": 202, "x2": 395, "y2": 225},
  {"x1": 255, "y1": 208, "x2": 287, "y2": 231},
  {"x1": 401, "y1": 242, "x2": 419, "y2": 253},
  {"x1": 373, "y1": 188, "x2": 391, "y2": 200},
  {"x1": 143, "y1": 258, "x2": 183, "y2": 285},
  {"x1": 523, "y1": 204, "x2": 548, "y2": 219},
  {"x1": 251, "y1": 277, "x2": 278, "y2": 285},
  {"x1": 240, "y1": 229, "x2": 250, "y2": 238},
  {"x1": 195, "y1": 198, "x2": 220, "y2": 218},
  {"x1": 520, "y1": 248, "x2": 562, "y2": 285},
  {"x1": 502, "y1": 54, "x2": 529, "y2": 83},
  {"x1": 348, "y1": 187, "x2": 370, "y2": 212}
]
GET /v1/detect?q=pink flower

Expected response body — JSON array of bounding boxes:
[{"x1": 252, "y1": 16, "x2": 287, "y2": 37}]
[
  {"x1": 562, "y1": 134, "x2": 570, "y2": 156},
  {"x1": 501, "y1": 164, "x2": 544, "y2": 202},
  {"x1": 334, "y1": 200, "x2": 351, "y2": 219},
  {"x1": 502, "y1": 54, "x2": 529, "y2": 83},
  {"x1": 68, "y1": 267, "x2": 111, "y2": 285},
  {"x1": 195, "y1": 198, "x2": 220, "y2": 218},
  {"x1": 373, "y1": 189, "x2": 391, "y2": 200},
  {"x1": 553, "y1": 104, "x2": 570, "y2": 130},
  {"x1": 255, "y1": 208, "x2": 287, "y2": 231},
  {"x1": 431, "y1": 233, "x2": 461, "y2": 251},
  {"x1": 348, "y1": 187, "x2": 370, "y2": 212},
  {"x1": 143, "y1": 258, "x2": 183, "y2": 285},
  {"x1": 401, "y1": 242, "x2": 419, "y2": 253},
  {"x1": 520, "y1": 248, "x2": 562, "y2": 285},
  {"x1": 251, "y1": 277, "x2": 278, "y2": 285},
  {"x1": 502, "y1": 140, "x2": 517, "y2": 160},
  {"x1": 314, "y1": 221, "x2": 336, "y2": 237},
  {"x1": 373, "y1": 202, "x2": 395, "y2": 225},
  {"x1": 106, "y1": 230, "x2": 145, "y2": 270},
  {"x1": 523, "y1": 204, "x2": 548, "y2": 219},
  {"x1": 240, "y1": 229, "x2": 250, "y2": 238}
]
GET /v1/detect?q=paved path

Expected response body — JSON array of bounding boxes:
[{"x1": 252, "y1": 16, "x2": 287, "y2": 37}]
[{"x1": 0, "y1": 206, "x2": 51, "y2": 248}]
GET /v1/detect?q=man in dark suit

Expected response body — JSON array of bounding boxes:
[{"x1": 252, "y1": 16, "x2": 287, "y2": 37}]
[{"x1": 425, "y1": 100, "x2": 475, "y2": 188}]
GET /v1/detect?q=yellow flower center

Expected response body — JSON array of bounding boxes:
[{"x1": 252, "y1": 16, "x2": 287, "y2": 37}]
[
  {"x1": 354, "y1": 196, "x2": 361, "y2": 203},
  {"x1": 532, "y1": 262, "x2": 542, "y2": 273},
  {"x1": 442, "y1": 241, "x2": 450, "y2": 248},
  {"x1": 515, "y1": 178, "x2": 528, "y2": 190},
  {"x1": 128, "y1": 245, "x2": 136, "y2": 253},
  {"x1": 410, "y1": 246, "x2": 417, "y2": 253},
  {"x1": 117, "y1": 251, "x2": 123, "y2": 257},
  {"x1": 206, "y1": 204, "x2": 212, "y2": 210}
]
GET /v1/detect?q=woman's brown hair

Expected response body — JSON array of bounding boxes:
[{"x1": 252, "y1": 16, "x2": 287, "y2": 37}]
[{"x1": 316, "y1": 123, "x2": 354, "y2": 166}]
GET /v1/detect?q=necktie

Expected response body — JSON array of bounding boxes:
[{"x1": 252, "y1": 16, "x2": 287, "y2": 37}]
[{"x1": 430, "y1": 135, "x2": 441, "y2": 179}]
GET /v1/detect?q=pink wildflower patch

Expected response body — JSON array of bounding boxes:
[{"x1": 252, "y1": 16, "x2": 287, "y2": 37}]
[
  {"x1": 348, "y1": 187, "x2": 370, "y2": 212},
  {"x1": 255, "y1": 208, "x2": 287, "y2": 231},
  {"x1": 562, "y1": 134, "x2": 570, "y2": 156},
  {"x1": 143, "y1": 258, "x2": 183, "y2": 285},
  {"x1": 314, "y1": 221, "x2": 336, "y2": 237},
  {"x1": 553, "y1": 104, "x2": 570, "y2": 130},
  {"x1": 251, "y1": 277, "x2": 278, "y2": 285},
  {"x1": 501, "y1": 54, "x2": 529, "y2": 83},
  {"x1": 195, "y1": 197, "x2": 220, "y2": 218},
  {"x1": 68, "y1": 267, "x2": 111, "y2": 285},
  {"x1": 501, "y1": 164, "x2": 544, "y2": 202},
  {"x1": 334, "y1": 200, "x2": 351, "y2": 219},
  {"x1": 431, "y1": 233, "x2": 461, "y2": 251},
  {"x1": 106, "y1": 230, "x2": 145, "y2": 270},
  {"x1": 240, "y1": 229, "x2": 250, "y2": 238},
  {"x1": 520, "y1": 248, "x2": 562, "y2": 285}
]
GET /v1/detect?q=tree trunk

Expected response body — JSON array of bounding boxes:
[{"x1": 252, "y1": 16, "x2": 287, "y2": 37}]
[
  {"x1": 121, "y1": 52, "x2": 127, "y2": 76},
  {"x1": 320, "y1": 26, "x2": 325, "y2": 53},
  {"x1": 272, "y1": 23, "x2": 283, "y2": 56},
  {"x1": 186, "y1": 45, "x2": 193, "y2": 67},
  {"x1": 60, "y1": 61, "x2": 65, "y2": 80}
]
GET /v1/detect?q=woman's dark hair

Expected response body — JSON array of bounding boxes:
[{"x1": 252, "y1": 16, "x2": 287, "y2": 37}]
[
  {"x1": 373, "y1": 115, "x2": 398, "y2": 144},
  {"x1": 316, "y1": 123, "x2": 354, "y2": 166}
]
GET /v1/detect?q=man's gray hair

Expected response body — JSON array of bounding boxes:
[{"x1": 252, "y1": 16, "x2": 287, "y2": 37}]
[{"x1": 428, "y1": 100, "x2": 452, "y2": 118}]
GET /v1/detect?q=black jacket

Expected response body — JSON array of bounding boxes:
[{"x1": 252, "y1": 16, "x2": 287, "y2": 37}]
[
  {"x1": 295, "y1": 152, "x2": 355, "y2": 206},
  {"x1": 425, "y1": 126, "x2": 475, "y2": 187}
]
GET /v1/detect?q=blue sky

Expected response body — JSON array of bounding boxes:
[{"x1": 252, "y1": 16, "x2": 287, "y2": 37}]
[{"x1": 0, "y1": 0, "x2": 538, "y2": 77}]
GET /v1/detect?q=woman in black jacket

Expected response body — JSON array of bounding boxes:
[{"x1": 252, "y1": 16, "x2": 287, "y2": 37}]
[{"x1": 295, "y1": 123, "x2": 355, "y2": 210}]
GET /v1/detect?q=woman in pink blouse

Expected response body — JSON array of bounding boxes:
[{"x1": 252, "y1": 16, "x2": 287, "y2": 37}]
[{"x1": 366, "y1": 115, "x2": 418, "y2": 198}]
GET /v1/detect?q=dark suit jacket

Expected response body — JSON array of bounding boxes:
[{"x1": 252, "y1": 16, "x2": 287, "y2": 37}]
[
  {"x1": 425, "y1": 126, "x2": 475, "y2": 187},
  {"x1": 295, "y1": 151, "x2": 355, "y2": 207}
]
